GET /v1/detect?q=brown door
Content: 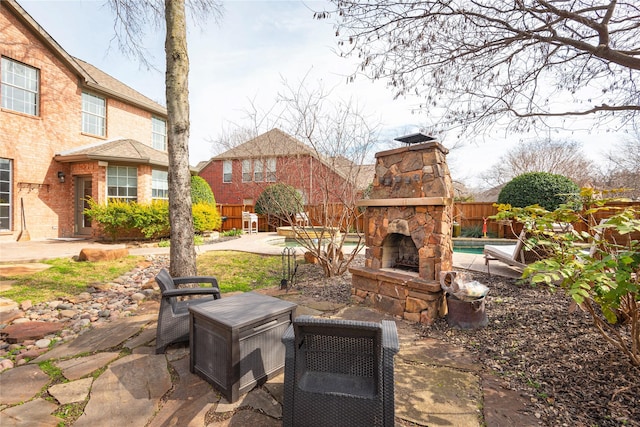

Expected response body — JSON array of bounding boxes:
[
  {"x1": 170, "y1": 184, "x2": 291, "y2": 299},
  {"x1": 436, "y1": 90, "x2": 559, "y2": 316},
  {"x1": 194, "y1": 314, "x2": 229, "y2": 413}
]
[{"x1": 75, "y1": 176, "x2": 92, "y2": 235}]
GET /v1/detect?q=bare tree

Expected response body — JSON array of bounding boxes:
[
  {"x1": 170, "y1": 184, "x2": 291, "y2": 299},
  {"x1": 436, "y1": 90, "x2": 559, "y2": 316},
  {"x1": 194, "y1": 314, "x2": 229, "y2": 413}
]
[
  {"x1": 108, "y1": 0, "x2": 222, "y2": 276},
  {"x1": 278, "y1": 79, "x2": 379, "y2": 277},
  {"x1": 480, "y1": 139, "x2": 595, "y2": 188},
  {"x1": 235, "y1": 78, "x2": 379, "y2": 277},
  {"x1": 317, "y1": 1, "x2": 640, "y2": 135},
  {"x1": 595, "y1": 133, "x2": 640, "y2": 200}
]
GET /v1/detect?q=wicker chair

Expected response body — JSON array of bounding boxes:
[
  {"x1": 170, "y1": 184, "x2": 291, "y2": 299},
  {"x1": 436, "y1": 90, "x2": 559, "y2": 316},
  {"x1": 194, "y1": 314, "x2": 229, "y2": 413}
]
[
  {"x1": 154, "y1": 268, "x2": 221, "y2": 354},
  {"x1": 282, "y1": 316, "x2": 399, "y2": 427}
]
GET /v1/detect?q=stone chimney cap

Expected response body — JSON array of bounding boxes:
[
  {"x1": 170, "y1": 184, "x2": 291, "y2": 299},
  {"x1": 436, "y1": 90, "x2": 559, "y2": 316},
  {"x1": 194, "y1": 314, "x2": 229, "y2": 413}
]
[{"x1": 394, "y1": 132, "x2": 437, "y2": 145}]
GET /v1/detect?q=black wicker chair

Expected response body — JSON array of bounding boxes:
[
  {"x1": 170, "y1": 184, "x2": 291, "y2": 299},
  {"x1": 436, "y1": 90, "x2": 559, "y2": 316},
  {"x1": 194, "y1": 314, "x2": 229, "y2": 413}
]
[
  {"x1": 282, "y1": 315, "x2": 399, "y2": 427},
  {"x1": 154, "y1": 268, "x2": 221, "y2": 354}
]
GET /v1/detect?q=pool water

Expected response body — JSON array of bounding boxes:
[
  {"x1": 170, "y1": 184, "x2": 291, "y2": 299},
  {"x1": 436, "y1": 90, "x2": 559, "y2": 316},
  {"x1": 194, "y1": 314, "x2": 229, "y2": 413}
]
[
  {"x1": 453, "y1": 246, "x2": 484, "y2": 255},
  {"x1": 271, "y1": 238, "x2": 500, "y2": 255}
]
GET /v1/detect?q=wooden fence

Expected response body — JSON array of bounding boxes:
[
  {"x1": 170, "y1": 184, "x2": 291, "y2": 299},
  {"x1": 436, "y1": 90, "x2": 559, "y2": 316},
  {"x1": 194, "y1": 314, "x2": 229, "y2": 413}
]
[{"x1": 218, "y1": 201, "x2": 640, "y2": 237}]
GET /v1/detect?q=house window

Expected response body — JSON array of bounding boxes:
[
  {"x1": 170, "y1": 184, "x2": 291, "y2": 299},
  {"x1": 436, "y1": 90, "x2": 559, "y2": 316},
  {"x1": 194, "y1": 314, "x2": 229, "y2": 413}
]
[
  {"x1": 152, "y1": 117, "x2": 167, "y2": 151},
  {"x1": 0, "y1": 158, "x2": 11, "y2": 230},
  {"x1": 266, "y1": 158, "x2": 276, "y2": 182},
  {"x1": 242, "y1": 159, "x2": 252, "y2": 182},
  {"x1": 152, "y1": 169, "x2": 168, "y2": 200},
  {"x1": 254, "y1": 159, "x2": 263, "y2": 182},
  {"x1": 107, "y1": 166, "x2": 137, "y2": 202},
  {"x1": 1, "y1": 57, "x2": 39, "y2": 116},
  {"x1": 223, "y1": 160, "x2": 232, "y2": 183},
  {"x1": 82, "y1": 92, "x2": 106, "y2": 137}
]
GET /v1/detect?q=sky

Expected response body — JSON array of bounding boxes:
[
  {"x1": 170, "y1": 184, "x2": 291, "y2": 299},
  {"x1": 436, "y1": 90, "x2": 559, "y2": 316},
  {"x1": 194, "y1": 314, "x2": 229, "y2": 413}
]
[{"x1": 17, "y1": 0, "x2": 625, "y2": 188}]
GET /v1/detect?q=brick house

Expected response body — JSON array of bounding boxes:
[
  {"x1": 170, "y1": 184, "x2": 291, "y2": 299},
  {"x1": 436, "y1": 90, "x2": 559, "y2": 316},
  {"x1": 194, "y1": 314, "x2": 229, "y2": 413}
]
[
  {"x1": 1, "y1": 0, "x2": 170, "y2": 241},
  {"x1": 198, "y1": 128, "x2": 374, "y2": 208}
]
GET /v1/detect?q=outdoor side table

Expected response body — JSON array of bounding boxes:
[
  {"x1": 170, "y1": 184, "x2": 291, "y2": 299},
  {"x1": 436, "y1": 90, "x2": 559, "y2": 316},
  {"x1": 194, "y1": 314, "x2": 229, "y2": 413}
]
[{"x1": 189, "y1": 291, "x2": 296, "y2": 403}]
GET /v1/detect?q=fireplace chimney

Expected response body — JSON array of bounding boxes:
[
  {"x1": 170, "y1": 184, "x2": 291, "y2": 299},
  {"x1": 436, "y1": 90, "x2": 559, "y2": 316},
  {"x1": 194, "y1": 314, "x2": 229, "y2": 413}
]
[{"x1": 350, "y1": 137, "x2": 454, "y2": 325}]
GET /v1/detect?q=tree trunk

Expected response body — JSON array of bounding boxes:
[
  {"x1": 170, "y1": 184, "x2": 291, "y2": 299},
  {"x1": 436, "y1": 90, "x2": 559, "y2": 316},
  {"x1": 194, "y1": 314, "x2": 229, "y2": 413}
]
[{"x1": 165, "y1": 0, "x2": 196, "y2": 277}]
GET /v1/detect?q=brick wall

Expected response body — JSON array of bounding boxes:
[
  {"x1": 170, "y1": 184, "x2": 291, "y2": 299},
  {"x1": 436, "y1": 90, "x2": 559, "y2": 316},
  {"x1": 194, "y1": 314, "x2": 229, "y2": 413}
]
[
  {"x1": 201, "y1": 155, "x2": 357, "y2": 206},
  {"x1": 1, "y1": 4, "x2": 162, "y2": 241}
]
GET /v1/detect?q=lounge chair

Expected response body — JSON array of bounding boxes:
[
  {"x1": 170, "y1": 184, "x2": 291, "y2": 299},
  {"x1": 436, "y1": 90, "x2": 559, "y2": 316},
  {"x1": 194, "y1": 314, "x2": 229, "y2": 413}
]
[
  {"x1": 154, "y1": 268, "x2": 221, "y2": 354},
  {"x1": 484, "y1": 223, "x2": 572, "y2": 276}
]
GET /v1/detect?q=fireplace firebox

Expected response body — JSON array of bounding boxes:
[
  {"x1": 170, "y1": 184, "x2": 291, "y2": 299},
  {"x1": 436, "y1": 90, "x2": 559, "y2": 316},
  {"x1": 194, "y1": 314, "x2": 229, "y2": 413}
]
[{"x1": 350, "y1": 135, "x2": 454, "y2": 324}]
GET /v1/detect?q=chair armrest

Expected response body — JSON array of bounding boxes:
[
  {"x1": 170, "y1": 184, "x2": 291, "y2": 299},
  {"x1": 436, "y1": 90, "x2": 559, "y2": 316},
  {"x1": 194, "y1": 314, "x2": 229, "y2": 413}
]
[
  {"x1": 171, "y1": 276, "x2": 218, "y2": 286},
  {"x1": 381, "y1": 320, "x2": 399, "y2": 354},
  {"x1": 282, "y1": 324, "x2": 295, "y2": 346},
  {"x1": 161, "y1": 287, "x2": 221, "y2": 299}
]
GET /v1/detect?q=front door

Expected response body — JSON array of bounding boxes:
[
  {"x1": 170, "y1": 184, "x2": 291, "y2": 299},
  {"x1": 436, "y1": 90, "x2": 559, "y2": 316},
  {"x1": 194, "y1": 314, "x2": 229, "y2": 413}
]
[{"x1": 75, "y1": 176, "x2": 92, "y2": 235}]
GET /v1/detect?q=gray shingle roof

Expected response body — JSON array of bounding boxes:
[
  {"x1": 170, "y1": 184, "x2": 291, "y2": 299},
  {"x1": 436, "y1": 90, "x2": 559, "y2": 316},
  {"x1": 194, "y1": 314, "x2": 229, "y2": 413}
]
[
  {"x1": 5, "y1": 0, "x2": 166, "y2": 117},
  {"x1": 209, "y1": 128, "x2": 374, "y2": 190},
  {"x1": 73, "y1": 58, "x2": 166, "y2": 116},
  {"x1": 213, "y1": 128, "x2": 314, "y2": 160},
  {"x1": 55, "y1": 139, "x2": 169, "y2": 167}
]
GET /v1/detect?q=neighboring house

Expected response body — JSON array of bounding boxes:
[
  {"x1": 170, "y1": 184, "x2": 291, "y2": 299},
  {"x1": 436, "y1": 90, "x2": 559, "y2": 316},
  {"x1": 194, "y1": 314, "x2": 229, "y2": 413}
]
[
  {"x1": 198, "y1": 128, "x2": 374, "y2": 207},
  {"x1": 1, "y1": 0, "x2": 170, "y2": 241}
]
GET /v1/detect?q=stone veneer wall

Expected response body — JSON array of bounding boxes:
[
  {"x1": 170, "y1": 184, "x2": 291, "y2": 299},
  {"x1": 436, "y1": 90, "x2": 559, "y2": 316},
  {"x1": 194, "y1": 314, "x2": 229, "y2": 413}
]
[{"x1": 350, "y1": 141, "x2": 454, "y2": 324}]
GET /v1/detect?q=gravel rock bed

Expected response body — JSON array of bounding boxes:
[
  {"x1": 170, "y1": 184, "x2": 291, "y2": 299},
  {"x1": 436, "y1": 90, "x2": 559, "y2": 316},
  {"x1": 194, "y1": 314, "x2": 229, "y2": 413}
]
[{"x1": 292, "y1": 255, "x2": 640, "y2": 427}]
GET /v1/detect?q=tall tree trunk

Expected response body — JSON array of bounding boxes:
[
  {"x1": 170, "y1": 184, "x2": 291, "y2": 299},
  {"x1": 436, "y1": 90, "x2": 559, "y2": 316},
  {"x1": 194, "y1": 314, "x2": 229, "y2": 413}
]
[{"x1": 165, "y1": 0, "x2": 196, "y2": 277}]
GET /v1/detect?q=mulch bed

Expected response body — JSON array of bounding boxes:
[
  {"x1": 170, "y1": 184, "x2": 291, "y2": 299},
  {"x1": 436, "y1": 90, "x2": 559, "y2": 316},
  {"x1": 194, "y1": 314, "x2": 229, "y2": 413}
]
[{"x1": 291, "y1": 255, "x2": 640, "y2": 426}]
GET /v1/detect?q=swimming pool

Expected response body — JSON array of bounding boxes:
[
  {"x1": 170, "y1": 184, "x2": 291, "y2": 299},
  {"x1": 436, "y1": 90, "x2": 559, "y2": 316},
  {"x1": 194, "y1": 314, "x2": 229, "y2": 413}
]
[
  {"x1": 268, "y1": 237, "x2": 513, "y2": 255},
  {"x1": 453, "y1": 246, "x2": 484, "y2": 255}
]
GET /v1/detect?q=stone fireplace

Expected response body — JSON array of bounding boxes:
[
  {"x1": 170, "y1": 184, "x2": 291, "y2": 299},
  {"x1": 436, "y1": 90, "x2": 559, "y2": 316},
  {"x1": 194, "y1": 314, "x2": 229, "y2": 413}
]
[{"x1": 350, "y1": 136, "x2": 454, "y2": 324}]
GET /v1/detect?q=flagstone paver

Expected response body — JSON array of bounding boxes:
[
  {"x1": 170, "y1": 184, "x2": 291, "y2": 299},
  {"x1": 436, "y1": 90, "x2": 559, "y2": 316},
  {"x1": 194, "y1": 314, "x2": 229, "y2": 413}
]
[
  {"x1": 0, "y1": 398, "x2": 59, "y2": 427},
  {"x1": 48, "y1": 377, "x2": 93, "y2": 404},
  {"x1": 147, "y1": 356, "x2": 219, "y2": 427},
  {"x1": 123, "y1": 324, "x2": 157, "y2": 349},
  {"x1": 54, "y1": 352, "x2": 120, "y2": 380},
  {"x1": 73, "y1": 353, "x2": 171, "y2": 426},
  {"x1": 0, "y1": 364, "x2": 50, "y2": 405},
  {"x1": 218, "y1": 409, "x2": 281, "y2": 427},
  {"x1": 33, "y1": 315, "x2": 155, "y2": 362},
  {"x1": 394, "y1": 361, "x2": 482, "y2": 426}
]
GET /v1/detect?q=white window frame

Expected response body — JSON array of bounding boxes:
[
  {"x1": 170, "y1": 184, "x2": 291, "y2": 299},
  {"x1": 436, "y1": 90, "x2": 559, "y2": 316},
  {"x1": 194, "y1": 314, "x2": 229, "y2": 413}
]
[
  {"x1": 1, "y1": 57, "x2": 39, "y2": 116},
  {"x1": 0, "y1": 158, "x2": 12, "y2": 231},
  {"x1": 253, "y1": 159, "x2": 263, "y2": 182},
  {"x1": 223, "y1": 160, "x2": 232, "y2": 183},
  {"x1": 107, "y1": 166, "x2": 137, "y2": 202},
  {"x1": 266, "y1": 157, "x2": 276, "y2": 182},
  {"x1": 152, "y1": 169, "x2": 168, "y2": 200},
  {"x1": 242, "y1": 159, "x2": 252, "y2": 182},
  {"x1": 152, "y1": 117, "x2": 167, "y2": 151},
  {"x1": 82, "y1": 92, "x2": 106, "y2": 137}
]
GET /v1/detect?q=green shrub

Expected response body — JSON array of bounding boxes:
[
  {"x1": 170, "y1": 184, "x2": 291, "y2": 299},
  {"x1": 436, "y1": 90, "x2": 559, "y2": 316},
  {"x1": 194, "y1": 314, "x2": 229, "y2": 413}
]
[
  {"x1": 191, "y1": 176, "x2": 215, "y2": 205},
  {"x1": 85, "y1": 198, "x2": 132, "y2": 241},
  {"x1": 221, "y1": 229, "x2": 243, "y2": 237},
  {"x1": 130, "y1": 200, "x2": 170, "y2": 238},
  {"x1": 192, "y1": 202, "x2": 221, "y2": 233},
  {"x1": 497, "y1": 172, "x2": 580, "y2": 211},
  {"x1": 493, "y1": 188, "x2": 640, "y2": 366},
  {"x1": 255, "y1": 183, "x2": 303, "y2": 219},
  {"x1": 461, "y1": 225, "x2": 483, "y2": 238}
]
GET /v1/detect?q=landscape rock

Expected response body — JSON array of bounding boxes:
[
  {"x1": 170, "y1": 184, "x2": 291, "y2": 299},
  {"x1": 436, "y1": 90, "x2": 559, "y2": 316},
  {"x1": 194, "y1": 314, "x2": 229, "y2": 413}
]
[
  {"x1": 78, "y1": 247, "x2": 129, "y2": 262},
  {"x1": 0, "y1": 321, "x2": 66, "y2": 343}
]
